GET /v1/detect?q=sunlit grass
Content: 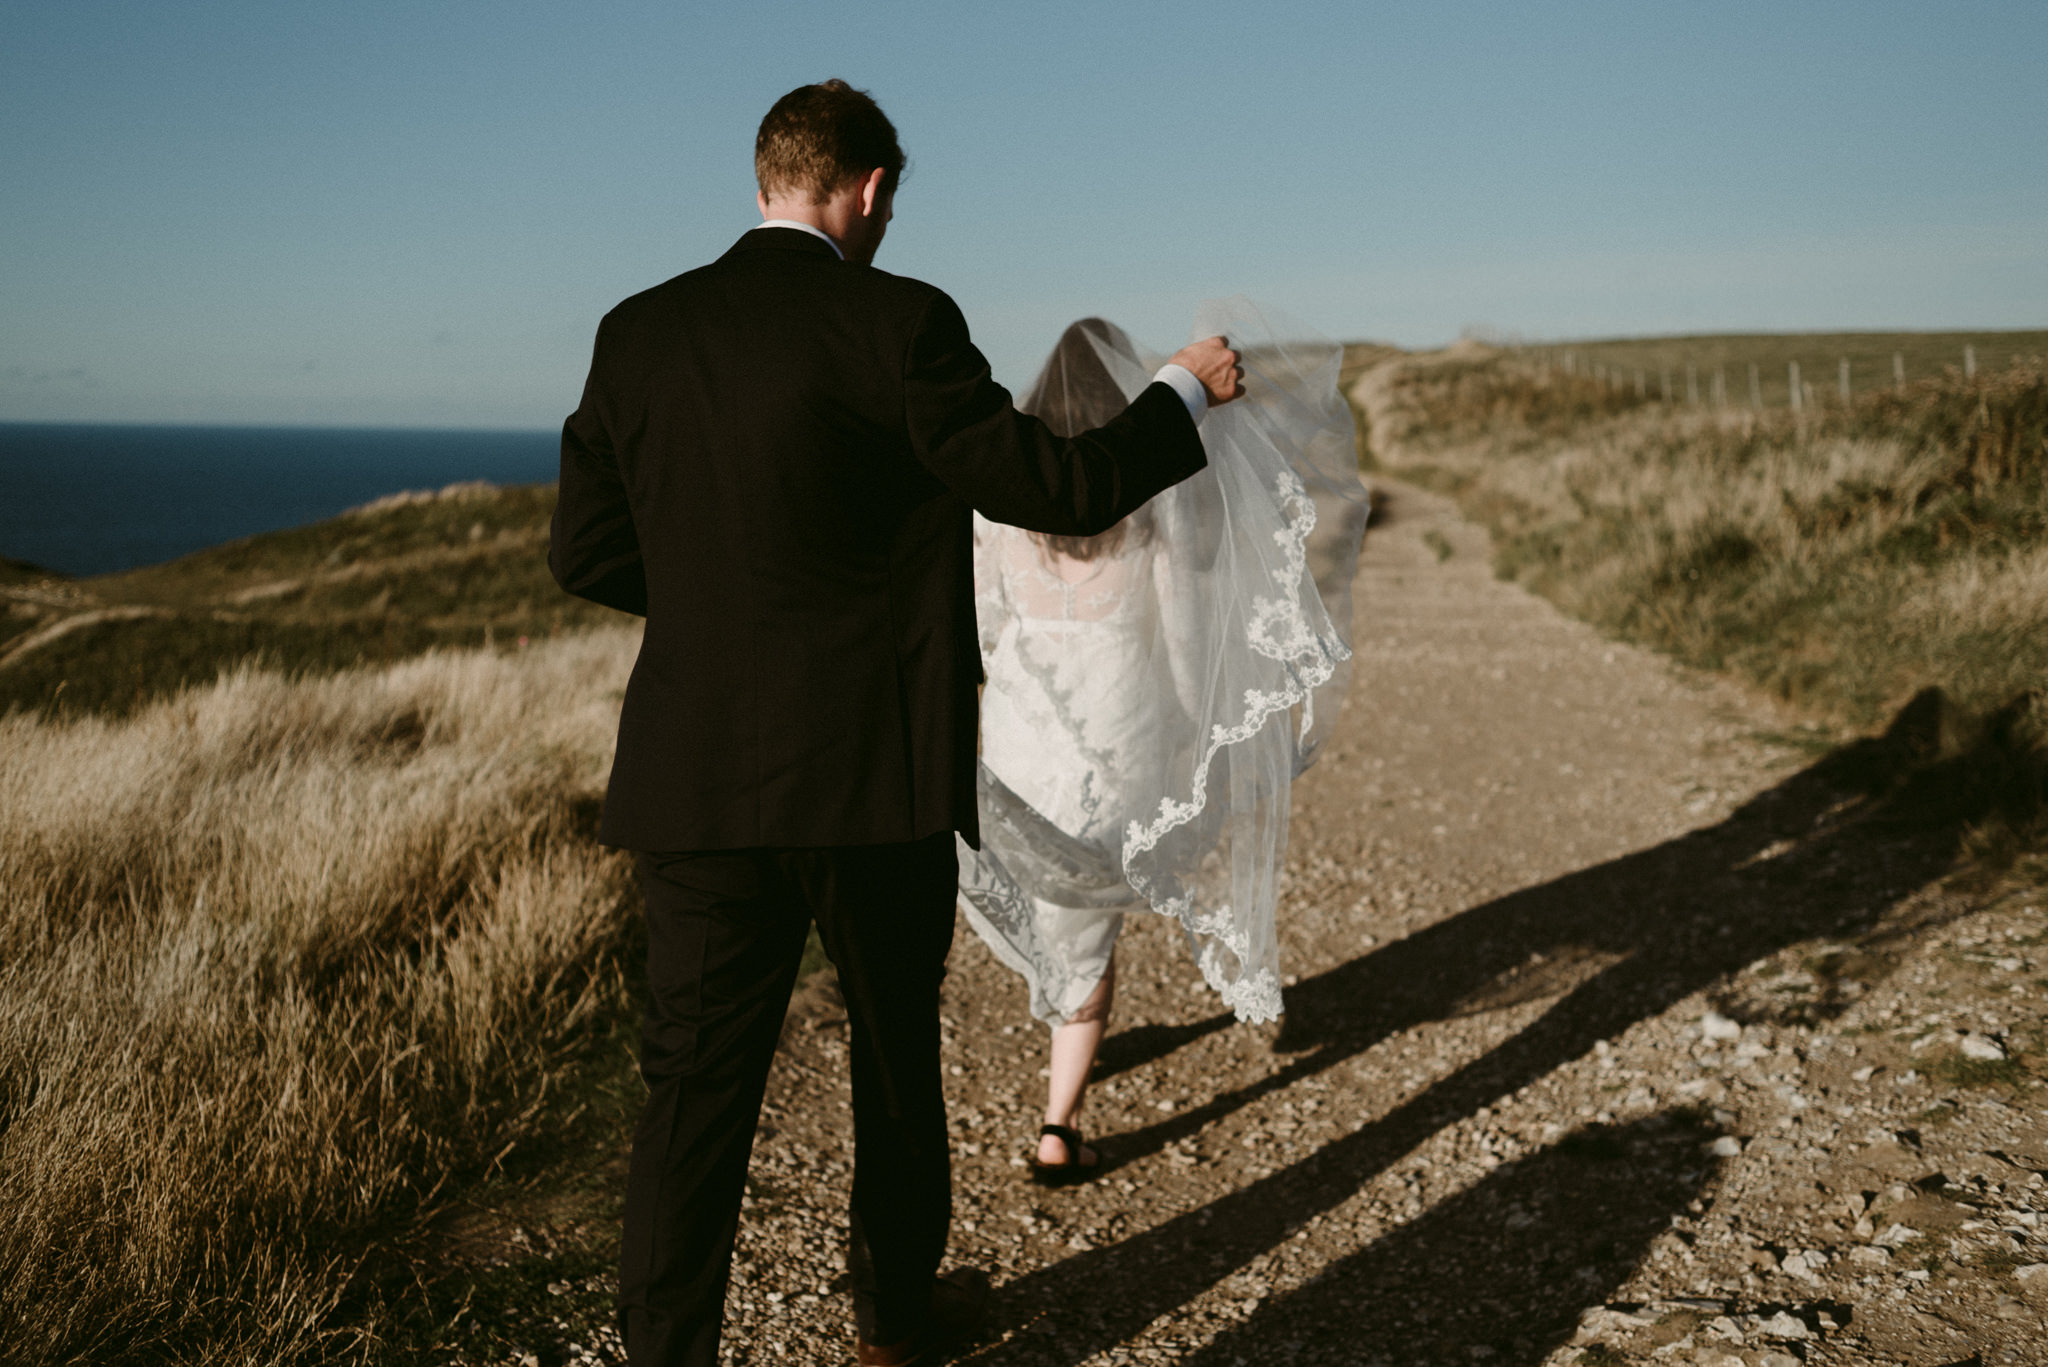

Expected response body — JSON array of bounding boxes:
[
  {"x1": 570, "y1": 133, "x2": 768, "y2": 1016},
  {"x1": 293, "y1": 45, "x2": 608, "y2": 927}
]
[
  {"x1": 0, "y1": 628, "x2": 643, "y2": 1365},
  {"x1": 1357, "y1": 341, "x2": 2048, "y2": 862}
]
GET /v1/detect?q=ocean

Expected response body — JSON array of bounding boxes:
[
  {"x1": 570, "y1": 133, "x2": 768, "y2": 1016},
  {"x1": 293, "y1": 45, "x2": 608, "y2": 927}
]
[{"x1": 0, "y1": 423, "x2": 561, "y2": 578}]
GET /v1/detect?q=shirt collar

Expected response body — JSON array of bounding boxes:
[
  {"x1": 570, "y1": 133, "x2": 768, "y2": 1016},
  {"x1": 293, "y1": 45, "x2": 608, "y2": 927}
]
[{"x1": 753, "y1": 219, "x2": 844, "y2": 260}]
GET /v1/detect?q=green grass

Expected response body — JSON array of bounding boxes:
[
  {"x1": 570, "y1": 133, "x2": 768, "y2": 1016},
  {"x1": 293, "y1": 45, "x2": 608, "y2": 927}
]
[
  {"x1": 101, "y1": 483, "x2": 560, "y2": 601},
  {"x1": 1921, "y1": 1049, "x2": 2036, "y2": 1091},
  {"x1": 0, "y1": 554, "x2": 61, "y2": 586},
  {"x1": 1573, "y1": 1345, "x2": 1632, "y2": 1366},
  {"x1": 0, "y1": 482, "x2": 634, "y2": 717}
]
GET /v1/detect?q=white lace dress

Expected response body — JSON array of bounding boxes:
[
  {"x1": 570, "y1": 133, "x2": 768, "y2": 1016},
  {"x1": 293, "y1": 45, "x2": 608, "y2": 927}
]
[
  {"x1": 956, "y1": 300, "x2": 1368, "y2": 1027},
  {"x1": 975, "y1": 526, "x2": 1184, "y2": 1019}
]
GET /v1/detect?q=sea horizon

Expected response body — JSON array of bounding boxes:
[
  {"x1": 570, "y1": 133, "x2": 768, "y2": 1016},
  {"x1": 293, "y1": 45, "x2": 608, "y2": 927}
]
[{"x1": 0, "y1": 420, "x2": 561, "y2": 578}]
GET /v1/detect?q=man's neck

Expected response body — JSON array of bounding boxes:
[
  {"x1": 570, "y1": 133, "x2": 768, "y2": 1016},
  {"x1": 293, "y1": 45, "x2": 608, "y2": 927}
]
[
  {"x1": 755, "y1": 217, "x2": 845, "y2": 260},
  {"x1": 758, "y1": 176, "x2": 883, "y2": 264}
]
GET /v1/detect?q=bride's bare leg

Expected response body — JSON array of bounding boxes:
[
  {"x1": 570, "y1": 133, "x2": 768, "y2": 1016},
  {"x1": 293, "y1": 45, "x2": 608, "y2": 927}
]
[{"x1": 1038, "y1": 956, "x2": 1115, "y2": 1166}]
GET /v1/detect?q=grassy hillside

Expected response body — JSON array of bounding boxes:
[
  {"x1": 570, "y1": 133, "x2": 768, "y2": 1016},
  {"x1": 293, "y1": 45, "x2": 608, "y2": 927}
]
[
  {"x1": 1523, "y1": 328, "x2": 2048, "y2": 409},
  {"x1": 0, "y1": 484, "x2": 857, "y2": 1365},
  {"x1": 0, "y1": 555, "x2": 60, "y2": 587},
  {"x1": 1351, "y1": 330, "x2": 2048, "y2": 867},
  {"x1": 0, "y1": 482, "x2": 633, "y2": 717}
]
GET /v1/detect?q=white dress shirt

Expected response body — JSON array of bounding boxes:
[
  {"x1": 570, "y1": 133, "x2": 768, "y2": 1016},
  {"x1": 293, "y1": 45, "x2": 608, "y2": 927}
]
[
  {"x1": 750, "y1": 220, "x2": 1208, "y2": 425},
  {"x1": 756, "y1": 218, "x2": 844, "y2": 259}
]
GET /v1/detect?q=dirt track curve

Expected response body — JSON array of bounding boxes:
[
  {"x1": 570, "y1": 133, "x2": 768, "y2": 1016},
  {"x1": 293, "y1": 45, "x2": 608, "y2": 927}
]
[
  {"x1": 678, "y1": 460, "x2": 2048, "y2": 1367},
  {"x1": 454, "y1": 365, "x2": 2047, "y2": 1367},
  {"x1": 397, "y1": 389, "x2": 2046, "y2": 1367}
]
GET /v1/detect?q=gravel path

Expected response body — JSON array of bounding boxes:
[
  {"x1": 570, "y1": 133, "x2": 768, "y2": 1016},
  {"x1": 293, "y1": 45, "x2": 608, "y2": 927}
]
[{"x1": 695, "y1": 469, "x2": 2048, "y2": 1367}]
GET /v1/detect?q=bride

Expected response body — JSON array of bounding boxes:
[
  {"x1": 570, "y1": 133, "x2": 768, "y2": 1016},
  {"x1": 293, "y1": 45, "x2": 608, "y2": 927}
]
[{"x1": 959, "y1": 299, "x2": 1366, "y2": 1181}]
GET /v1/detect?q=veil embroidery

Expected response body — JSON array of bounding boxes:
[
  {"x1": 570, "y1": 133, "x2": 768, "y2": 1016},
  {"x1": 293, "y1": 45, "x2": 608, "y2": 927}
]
[{"x1": 958, "y1": 298, "x2": 1368, "y2": 1025}]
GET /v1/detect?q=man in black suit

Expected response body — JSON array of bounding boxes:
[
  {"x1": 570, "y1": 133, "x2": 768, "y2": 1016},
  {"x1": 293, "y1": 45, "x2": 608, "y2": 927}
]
[{"x1": 550, "y1": 79, "x2": 1241, "y2": 1367}]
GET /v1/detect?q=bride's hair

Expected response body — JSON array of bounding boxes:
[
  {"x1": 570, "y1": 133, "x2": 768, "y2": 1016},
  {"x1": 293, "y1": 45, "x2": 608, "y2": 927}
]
[{"x1": 1018, "y1": 319, "x2": 1154, "y2": 563}]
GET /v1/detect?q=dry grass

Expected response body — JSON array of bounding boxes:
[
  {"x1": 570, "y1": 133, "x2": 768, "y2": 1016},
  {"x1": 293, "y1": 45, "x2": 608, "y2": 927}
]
[
  {"x1": 0, "y1": 626, "x2": 643, "y2": 1365},
  {"x1": 1355, "y1": 343, "x2": 2048, "y2": 863}
]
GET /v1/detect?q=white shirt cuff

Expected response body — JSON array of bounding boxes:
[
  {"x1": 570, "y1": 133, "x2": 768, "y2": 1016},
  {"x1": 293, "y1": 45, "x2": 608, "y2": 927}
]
[{"x1": 1153, "y1": 363, "x2": 1208, "y2": 425}]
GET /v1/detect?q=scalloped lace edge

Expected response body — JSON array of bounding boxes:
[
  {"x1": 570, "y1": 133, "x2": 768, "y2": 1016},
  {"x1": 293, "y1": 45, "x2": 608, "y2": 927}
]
[{"x1": 1119, "y1": 467, "x2": 1352, "y2": 1024}]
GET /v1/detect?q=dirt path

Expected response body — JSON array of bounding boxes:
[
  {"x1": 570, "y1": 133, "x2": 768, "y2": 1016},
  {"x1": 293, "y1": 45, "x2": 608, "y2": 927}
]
[{"x1": 687, "y1": 458, "x2": 2048, "y2": 1367}]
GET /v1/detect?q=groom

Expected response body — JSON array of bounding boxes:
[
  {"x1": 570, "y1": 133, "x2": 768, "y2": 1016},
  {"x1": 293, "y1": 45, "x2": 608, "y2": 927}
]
[{"x1": 550, "y1": 79, "x2": 1242, "y2": 1366}]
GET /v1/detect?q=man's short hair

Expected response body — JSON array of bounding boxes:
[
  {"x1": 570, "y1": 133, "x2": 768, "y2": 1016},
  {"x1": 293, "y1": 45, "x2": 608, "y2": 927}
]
[{"x1": 755, "y1": 79, "x2": 906, "y2": 204}]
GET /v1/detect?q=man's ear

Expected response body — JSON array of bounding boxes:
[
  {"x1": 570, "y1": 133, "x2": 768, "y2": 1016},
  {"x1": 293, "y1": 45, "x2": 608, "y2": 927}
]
[
  {"x1": 858, "y1": 167, "x2": 887, "y2": 218},
  {"x1": 757, "y1": 190, "x2": 770, "y2": 219}
]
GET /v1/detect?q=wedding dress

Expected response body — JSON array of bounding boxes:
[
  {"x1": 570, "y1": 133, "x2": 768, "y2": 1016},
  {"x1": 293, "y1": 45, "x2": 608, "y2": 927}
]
[{"x1": 958, "y1": 299, "x2": 1367, "y2": 1026}]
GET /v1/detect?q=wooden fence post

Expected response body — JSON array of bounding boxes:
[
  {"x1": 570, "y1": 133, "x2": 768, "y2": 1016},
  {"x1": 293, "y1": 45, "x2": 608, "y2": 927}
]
[
  {"x1": 1839, "y1": 357, "x2": 1850, "y2": 403},
  {"x1": 1789, "y1": 360, "x2": 1802, "y2": 412},
  {"x1": 1894, "y1": 352, "x2": 1905, "y2": 392},
  {"x1": 1686, "y1": 363, "x2": 1699, "y2": 406},
  {"x1": 1965, "y1": 344, "x2": 1976, "y2": 378}
]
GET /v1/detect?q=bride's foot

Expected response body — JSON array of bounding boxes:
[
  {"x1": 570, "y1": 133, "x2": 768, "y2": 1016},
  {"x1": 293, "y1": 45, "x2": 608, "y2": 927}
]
[
  {"x1": 1035, "y1": 1126, "x2": 1096, "y2": 1166},
  {"x1": 1029, "y1": 1123, "x2": 1100, "y2": 1185}
]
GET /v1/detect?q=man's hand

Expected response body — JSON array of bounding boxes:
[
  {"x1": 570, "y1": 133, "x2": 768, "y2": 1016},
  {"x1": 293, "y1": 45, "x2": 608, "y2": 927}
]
[{"x1": 1168, "y1": 335, "x2": 1245, "y2": 407}]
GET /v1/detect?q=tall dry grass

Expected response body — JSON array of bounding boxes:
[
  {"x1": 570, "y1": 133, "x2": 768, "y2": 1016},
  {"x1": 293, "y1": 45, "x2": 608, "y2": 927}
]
[
  {"x1": 0, "y1": 626, "x2": 642, "y2": 1364},
  {"x1": 1358, "y1": 349, "x2": 2048, "y2": 860}
]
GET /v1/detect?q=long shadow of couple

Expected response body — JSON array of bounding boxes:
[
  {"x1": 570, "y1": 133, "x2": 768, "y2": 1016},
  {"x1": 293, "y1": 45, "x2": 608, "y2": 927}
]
[{"x1": 964, "y1": 688, "x2": 2023, "y2": 1365}]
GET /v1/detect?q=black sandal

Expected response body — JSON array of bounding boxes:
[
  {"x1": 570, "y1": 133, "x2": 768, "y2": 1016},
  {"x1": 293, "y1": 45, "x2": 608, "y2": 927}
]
[{"x1": 1028, "y1": 1123, "x2": 1100, "y2": 1186}]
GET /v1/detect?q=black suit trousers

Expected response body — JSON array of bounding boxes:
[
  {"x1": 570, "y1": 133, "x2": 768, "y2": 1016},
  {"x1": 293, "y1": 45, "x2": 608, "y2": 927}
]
[{"x1": 620, "y1": 834, "x2": 959, "y2": 1366}]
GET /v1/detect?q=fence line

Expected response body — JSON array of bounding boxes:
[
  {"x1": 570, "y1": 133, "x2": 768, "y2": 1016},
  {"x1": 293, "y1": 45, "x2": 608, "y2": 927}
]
[{"x1": 1517, "y1": 339, "x2": 2009, "y2": 411}]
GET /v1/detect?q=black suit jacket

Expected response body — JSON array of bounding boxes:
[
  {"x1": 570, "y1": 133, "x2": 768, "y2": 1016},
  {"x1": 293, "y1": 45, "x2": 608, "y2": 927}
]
[{"x1": 550, "y1": 228, "x2": 1208, "y2": 851}]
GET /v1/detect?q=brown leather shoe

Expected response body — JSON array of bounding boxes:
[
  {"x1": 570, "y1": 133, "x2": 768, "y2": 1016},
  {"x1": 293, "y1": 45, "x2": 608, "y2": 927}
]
[{"x1": 855, "y1": 1267, "x2": 992, "y2": 1366}]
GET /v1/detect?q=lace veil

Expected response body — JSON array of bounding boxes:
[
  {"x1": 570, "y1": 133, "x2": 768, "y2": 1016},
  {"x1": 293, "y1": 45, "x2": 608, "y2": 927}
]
[{"x1": 957, "y1": 299, "x2": 1367, "y2": 1024}]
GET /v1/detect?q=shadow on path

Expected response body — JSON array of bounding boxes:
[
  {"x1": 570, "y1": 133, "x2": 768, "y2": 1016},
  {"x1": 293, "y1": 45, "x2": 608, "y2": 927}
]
[
  {"x1": 1182, "y1": 1112, "x2": 1719, "y2": 1367},
  {"x1": 965, "y1": 688, "x2": 2002, "y2": 1364},
  {"x1": 1094, "y1": 1016, "x2": 1232, "y2": 1081}
]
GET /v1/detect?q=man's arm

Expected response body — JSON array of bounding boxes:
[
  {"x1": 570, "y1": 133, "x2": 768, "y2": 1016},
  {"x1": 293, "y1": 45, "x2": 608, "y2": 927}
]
[
  {"x1": 902, "y1": 291, "x2": 1225, "y2": 536},
  {"x1": 549, "y1": 325, "x2": 649, "y2": 617}
]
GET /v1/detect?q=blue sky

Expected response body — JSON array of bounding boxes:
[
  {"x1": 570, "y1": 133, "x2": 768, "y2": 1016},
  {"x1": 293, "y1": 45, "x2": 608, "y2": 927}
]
[{"x1": 2, "y1": 0, "x2": 2043, "y2": 429}]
